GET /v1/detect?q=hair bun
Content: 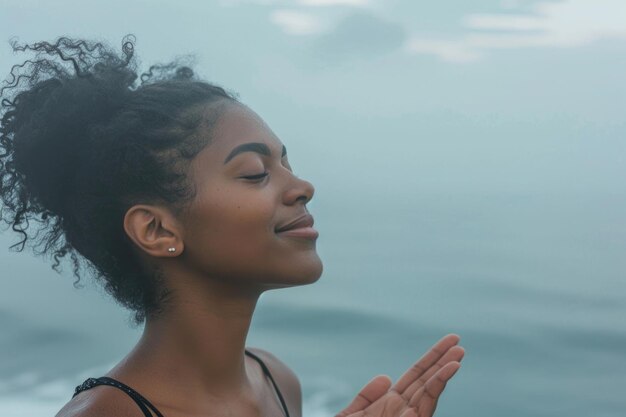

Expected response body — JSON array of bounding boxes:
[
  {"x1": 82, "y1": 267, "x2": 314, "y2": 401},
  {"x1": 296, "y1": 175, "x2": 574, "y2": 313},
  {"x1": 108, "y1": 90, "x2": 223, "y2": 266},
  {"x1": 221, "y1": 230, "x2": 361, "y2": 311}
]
[{"x1": 1, "y1": 35, "x2": 139, "y2": 217}]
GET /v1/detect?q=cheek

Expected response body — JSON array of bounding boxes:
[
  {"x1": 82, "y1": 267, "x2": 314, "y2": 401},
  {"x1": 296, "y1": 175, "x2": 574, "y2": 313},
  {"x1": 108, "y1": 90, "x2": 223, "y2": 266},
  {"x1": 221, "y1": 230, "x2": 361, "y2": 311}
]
[
  {"x1": 181, "y1": 188, "x2": 322, "y2": 284},
  {"x1": 184, "y1": 196, "x2": 277, "y2": 269},
  {"x1": 218, "y1": 203, "x2": 275, "y2": 253}
]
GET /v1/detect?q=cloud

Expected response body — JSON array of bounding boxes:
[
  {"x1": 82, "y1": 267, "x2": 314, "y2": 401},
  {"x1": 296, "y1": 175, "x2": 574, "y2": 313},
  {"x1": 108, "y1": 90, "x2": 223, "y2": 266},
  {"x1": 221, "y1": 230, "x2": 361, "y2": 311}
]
[
  {"x1": 297, "y1": 0, "x2": 369, "y2": 6},
  {"x1": 405, "y1": 0, "x2": 626, "y2": 62},
  {"x1": 312, "y1": 11, "x2": 407, "y2": 58},
  {"x1": 222, "y1": 0, "x2": 376, "y2": 37},
  {"x1": 404, "y1": 39, "x2": 481, "y2": 63},
  {"x1": 219, "y1": 0, "x2": 282, "y2": 5},
  {"x1": 270, "y1": 9, "x2": 325, "y2": 35},
  {"x1": 221, "y1": 0, "x2": 370, "y2": 6}
]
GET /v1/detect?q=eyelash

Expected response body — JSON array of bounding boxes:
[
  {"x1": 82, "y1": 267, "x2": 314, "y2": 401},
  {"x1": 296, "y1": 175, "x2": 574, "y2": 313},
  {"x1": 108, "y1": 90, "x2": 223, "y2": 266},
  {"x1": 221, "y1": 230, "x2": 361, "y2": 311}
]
[
  {"x1": 241, "y1": 160, "x2": 293, "y2": 182},
  {"x1": 242, "y1": 172, "x2": 269, "y2": 181}
]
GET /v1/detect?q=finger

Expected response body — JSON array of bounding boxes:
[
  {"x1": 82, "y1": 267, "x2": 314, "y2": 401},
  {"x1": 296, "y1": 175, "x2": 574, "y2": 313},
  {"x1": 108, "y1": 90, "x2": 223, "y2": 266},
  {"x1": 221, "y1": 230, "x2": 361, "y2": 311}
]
[
  {"x1": 416, "y1": 396, "x2": 441, "y2": 417},
  {"x1": 409, "y1": 362, "x2": 460, "y2": 409},
  {"x1": 430, "y1": 397, "x2": 440, "y2": 417},
  {"x1": 402, "y1": 345, "x2": 465, "y2": 400},
  {"x1": 410, "y1": 363, "x2": 459, "y2": 416},
  {"x1": 400, "y1": 407, "x2": 417, "y2": 417},
  {"x1": 335, "y1": 375, "x2": 392, "y2": 417},
  {"x1": 390, "y1": 334, "x2": 460, "y2": 394}
]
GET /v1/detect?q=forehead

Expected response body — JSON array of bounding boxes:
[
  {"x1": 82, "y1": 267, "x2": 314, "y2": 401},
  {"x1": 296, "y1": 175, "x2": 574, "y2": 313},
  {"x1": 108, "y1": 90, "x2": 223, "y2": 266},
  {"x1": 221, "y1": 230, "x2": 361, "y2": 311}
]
[
  {"x1": 209, "y1": 103, "x2": 282, "y2": 155},
  {"x1": 189, "y1": 103, "x2": 284, "y2": 180}
]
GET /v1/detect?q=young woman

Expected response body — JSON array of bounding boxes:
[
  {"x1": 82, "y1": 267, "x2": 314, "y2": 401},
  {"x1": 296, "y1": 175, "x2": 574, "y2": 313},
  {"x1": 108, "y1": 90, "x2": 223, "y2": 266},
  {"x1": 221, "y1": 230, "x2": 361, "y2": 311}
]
[{"x1": 0, "y1": 35, "x2": 465, "y2": 417}]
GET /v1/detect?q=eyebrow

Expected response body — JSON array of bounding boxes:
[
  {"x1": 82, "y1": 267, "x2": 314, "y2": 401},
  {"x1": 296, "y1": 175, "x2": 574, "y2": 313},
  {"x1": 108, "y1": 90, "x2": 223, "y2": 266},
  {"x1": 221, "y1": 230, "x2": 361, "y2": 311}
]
[{"x1": 223, "y1": 142, "x2": 287, "y2": 164}]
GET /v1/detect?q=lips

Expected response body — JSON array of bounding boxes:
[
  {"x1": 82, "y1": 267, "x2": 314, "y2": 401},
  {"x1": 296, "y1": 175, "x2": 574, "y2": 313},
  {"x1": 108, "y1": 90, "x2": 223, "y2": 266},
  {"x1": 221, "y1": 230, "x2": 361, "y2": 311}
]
[{"x1": 275, "y1": 213, "x2": 314, "y2": 233}]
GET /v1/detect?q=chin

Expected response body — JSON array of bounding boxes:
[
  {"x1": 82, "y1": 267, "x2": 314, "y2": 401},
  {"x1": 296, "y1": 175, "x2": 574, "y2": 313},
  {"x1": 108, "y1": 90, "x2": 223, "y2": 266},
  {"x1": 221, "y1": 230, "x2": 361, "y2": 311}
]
[
  {"x1": 299, "y1": 266, "x2": 323, "y2": 286},
  {"x1": 274, "y1": 258, "x2": 324, "y2": 288},
  {"x1": 300, "y1": 255, "x2": 324, "y2": 284}
]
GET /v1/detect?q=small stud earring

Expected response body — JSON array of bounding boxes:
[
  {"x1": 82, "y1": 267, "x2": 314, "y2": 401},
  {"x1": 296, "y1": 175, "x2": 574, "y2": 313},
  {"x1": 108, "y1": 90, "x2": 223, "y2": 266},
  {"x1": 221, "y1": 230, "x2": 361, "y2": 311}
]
[{"x1": 168, "y1": 247, "x2": 176, "y2": 253}]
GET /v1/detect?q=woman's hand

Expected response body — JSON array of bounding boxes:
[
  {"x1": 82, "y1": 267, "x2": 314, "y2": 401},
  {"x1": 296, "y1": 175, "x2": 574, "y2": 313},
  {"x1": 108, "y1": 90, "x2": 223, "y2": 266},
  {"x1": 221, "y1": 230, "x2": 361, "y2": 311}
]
[{"x1": 335, "y1": 334, "x2": 464, "y2": 417}]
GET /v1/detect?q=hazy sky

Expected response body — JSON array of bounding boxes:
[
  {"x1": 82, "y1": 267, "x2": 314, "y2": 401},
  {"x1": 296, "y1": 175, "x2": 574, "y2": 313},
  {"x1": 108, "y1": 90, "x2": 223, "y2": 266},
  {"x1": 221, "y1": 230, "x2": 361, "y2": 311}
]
[{"x1": 1, "y1": 0, "x2": 624, "y2": 201}]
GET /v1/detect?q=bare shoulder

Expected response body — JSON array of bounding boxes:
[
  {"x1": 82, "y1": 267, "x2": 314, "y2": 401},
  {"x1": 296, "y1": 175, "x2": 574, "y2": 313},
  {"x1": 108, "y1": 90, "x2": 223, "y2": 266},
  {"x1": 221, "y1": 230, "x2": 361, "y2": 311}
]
[
  {"x1": 55, "y1": 383, "x2": 149, "y2": 417},
  {"x1": 247, "y1": 347, "x2": 303, "y2": 417}
]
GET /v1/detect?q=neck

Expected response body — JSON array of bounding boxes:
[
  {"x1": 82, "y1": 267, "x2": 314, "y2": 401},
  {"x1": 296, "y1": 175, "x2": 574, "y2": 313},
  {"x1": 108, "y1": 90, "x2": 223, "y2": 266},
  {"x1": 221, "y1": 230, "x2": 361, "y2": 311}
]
[{"x1": 110, "y1": 277, "x2": 264, "y2": 407}]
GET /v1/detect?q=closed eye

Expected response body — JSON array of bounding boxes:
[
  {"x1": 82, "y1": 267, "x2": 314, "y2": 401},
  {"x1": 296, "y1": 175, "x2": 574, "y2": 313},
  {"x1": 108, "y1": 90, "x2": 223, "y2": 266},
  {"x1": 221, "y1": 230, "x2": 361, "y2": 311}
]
[{"x1": 242, "y1": 172, "x2": 269, "y2": 181}]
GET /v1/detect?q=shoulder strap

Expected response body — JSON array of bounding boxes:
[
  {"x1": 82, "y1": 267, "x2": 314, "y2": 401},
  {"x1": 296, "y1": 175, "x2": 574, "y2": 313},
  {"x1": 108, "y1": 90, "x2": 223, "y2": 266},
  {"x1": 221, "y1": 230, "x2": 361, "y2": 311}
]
[
  {"x1": 73, "y1": 353, "x2": 290, "y2": 417},
  {"x1": 245, "y1": 349, "x2": 291, "y2": 417},
  {"x1": 73, "y1": 377, "x2": 165, "y2": 417}
]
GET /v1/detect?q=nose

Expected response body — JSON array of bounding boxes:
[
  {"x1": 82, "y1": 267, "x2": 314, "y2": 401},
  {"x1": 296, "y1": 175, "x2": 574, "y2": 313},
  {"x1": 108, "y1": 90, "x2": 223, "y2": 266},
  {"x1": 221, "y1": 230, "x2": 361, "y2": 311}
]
[{"x1": 283, "y1": 175, "x2": 315, "y2": 205}]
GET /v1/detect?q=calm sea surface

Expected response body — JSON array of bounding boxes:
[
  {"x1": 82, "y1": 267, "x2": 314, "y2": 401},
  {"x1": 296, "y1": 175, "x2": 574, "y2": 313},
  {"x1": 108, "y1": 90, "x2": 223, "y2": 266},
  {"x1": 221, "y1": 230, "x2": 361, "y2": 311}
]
[{"x1": 1, "y1": 192, "x2": 625, "y2": 417}]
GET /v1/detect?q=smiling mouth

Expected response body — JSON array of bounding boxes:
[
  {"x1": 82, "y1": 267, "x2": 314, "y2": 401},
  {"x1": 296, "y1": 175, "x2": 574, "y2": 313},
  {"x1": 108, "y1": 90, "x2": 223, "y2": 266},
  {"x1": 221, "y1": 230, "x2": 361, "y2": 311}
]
[
  {"x1": 276, "y1": 227, "x2": 319, "y2": 239},
  {"x1": 275, "y1": 213, "x2": 318, "y2": 239},
  {"x1": 275, "y1": 213, "x2": 314, "y2": 233}
]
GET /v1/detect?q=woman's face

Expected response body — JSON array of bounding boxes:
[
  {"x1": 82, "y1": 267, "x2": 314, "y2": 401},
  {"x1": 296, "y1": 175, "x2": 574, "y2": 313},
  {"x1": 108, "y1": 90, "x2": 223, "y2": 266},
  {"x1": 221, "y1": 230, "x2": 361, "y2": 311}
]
[{"x1": 179, "y1": 102, "x2": 323, "y2": 289}]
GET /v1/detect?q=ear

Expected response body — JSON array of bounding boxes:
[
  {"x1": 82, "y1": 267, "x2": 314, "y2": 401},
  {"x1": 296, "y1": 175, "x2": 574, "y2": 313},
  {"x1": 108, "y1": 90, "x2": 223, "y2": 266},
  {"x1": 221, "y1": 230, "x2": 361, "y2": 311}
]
[{"x1": 123, "y1": 205, "x2": 183, "y2": 257}]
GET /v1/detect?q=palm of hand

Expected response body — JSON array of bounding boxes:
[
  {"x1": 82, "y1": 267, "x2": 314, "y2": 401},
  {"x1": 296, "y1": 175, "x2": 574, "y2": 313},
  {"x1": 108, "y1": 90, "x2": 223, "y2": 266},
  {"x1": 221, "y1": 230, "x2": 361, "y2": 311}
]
[
  {"x1": 347, "y1": 390, "x2": 414, "y2": 417},
  {"x1": 337, "y1": 334, "x2": 464, "y2": 417}
]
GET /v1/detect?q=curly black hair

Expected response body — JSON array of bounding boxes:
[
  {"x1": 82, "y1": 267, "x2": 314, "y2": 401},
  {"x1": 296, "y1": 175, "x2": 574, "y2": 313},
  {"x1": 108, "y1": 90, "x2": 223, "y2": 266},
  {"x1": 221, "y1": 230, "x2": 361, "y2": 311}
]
[{"x1": 0, "y1": 35, "x2": 238, "y2": 326}]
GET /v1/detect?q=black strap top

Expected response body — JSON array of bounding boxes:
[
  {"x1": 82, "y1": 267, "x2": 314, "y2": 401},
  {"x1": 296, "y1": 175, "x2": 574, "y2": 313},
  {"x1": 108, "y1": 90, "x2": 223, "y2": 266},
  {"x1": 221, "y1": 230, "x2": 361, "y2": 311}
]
[{"x1": 72, "y1": 349, "x2": 290, "y2": 417}]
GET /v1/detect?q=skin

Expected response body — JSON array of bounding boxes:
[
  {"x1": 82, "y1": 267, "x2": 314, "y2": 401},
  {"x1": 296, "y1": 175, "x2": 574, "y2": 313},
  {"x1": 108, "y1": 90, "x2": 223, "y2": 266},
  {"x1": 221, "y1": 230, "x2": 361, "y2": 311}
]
[{"x1": 57, "y1": 102, "x2": 464, "y2": 417}]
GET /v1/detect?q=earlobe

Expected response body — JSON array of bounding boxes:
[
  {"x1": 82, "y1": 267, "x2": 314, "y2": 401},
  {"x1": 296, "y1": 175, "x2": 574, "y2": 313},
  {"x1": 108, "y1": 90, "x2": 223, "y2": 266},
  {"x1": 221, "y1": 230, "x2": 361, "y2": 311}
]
[{"x1": 123, "y1": 205, "x2": 183, "y2": 257}]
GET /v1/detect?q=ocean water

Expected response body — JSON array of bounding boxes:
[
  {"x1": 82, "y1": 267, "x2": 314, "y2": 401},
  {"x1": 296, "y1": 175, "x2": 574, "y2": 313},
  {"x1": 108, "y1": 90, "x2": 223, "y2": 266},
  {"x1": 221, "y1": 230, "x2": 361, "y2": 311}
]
[{"x1": 1, "y1": 191, "x2": 625, "y2": 417}]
